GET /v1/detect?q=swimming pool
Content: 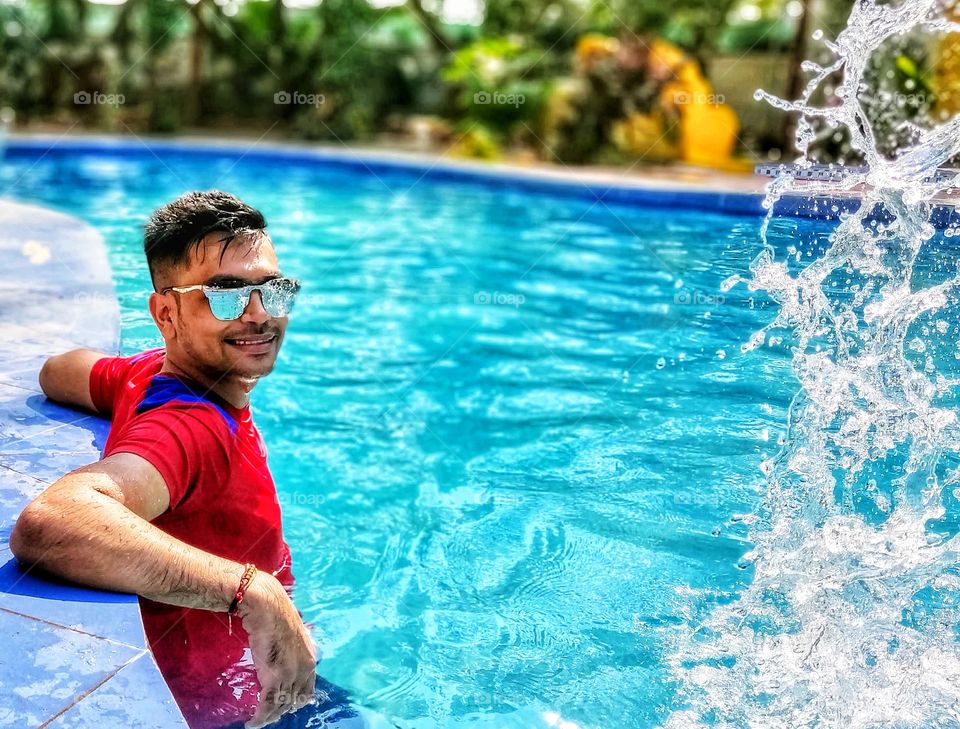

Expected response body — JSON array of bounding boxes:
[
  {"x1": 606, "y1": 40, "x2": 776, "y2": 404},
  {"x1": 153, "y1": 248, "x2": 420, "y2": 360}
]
[{"x1": 2, "y1": 141, "x2": 819, "y2": 727}]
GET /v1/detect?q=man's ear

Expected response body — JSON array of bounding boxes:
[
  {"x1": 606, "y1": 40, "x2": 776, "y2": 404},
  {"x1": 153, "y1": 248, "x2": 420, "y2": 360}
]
[{"x1": 149, "y1": 291, "x2": 178, "y2": 341}]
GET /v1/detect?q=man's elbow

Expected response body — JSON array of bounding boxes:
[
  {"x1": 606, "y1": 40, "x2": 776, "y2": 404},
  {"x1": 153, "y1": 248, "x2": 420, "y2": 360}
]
[
  {"x1": 9, "y1": 501, "x2": 50, "y2": 567},
  {"x1": 37, "y1": 350, "x2": 96, "y2": 409},
  {"x1": 37, "y1": 355, "x2": 57, "y2": 399}
]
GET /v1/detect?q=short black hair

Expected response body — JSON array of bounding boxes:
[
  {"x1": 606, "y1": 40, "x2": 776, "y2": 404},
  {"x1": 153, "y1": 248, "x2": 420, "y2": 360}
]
[{"x1": 144, "y1": 190, "x2": 267, "y2": 290}]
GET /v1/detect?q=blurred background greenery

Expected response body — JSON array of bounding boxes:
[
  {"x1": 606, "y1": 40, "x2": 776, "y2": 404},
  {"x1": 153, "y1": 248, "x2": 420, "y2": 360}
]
[{"x1": 1, "y1": 0, "x2": 952, "y2": 168}]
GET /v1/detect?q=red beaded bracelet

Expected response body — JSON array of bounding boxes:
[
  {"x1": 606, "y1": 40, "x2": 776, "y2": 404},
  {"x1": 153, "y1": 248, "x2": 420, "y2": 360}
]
[{"x1": 227, "y1": 563, "x2": 258, "y2": 635}]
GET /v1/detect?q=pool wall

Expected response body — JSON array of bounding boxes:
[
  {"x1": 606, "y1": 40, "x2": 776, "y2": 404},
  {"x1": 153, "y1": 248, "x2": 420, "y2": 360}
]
[{"x1": 0, "y1": 198, "x2": 187, "y2": 727}]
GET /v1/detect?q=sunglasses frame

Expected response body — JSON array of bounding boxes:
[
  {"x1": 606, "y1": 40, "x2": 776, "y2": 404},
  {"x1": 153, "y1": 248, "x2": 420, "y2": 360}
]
[{"x1": 161, "y1": 277, "x2": 301, "y2": 321}]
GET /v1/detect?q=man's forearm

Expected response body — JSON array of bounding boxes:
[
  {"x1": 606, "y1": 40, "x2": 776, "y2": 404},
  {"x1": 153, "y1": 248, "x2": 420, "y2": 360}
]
[{"x1": 10, "y1": 470, "x2": 245, "y2": 610}]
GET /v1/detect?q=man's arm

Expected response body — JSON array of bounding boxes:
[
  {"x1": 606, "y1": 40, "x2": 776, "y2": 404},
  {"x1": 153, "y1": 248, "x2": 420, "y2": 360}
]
[
  {"x1": 37, "y1": 348, "x2": 107, "y2": 413},
  {"x1": 9, "y1": 453, "x2": 316, "y2": 728}
]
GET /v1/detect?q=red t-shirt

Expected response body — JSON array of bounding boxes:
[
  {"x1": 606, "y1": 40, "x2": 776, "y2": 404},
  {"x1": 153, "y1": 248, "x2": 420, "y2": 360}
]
[{"x1": 89, "y1": 347, "x2": 295, "y2": 729}]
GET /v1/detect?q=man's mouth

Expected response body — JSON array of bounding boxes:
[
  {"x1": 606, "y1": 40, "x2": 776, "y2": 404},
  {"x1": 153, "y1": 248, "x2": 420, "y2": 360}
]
[{"x1": 224, "y1": 333, "x2": 277, "y2": 355}]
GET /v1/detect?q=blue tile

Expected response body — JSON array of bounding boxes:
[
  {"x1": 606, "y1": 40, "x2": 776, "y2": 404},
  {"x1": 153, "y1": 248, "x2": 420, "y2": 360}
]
[
  {"x1": 45, "y1": 652, "x2": 187, "y2": 729},
  {"x1": 0, "y1": 382, "x2": 109, "y2": 483},
  {"x1": 0, "y1": 465, "x2": 47, "y2": 533},
  {"x1": 0, "y1": 383, "x2": 106, "y2": 451},
  {"x1": 0, "y1": 550, "x2": 146, "y2": 648},
  {"x1": 0, "y1": 445, "x2": 106, "y2": 487},
  {"x1": 0, "y1": 608, "x2": 143, "y2": 727},
  {"x1": 0, "y1": 351, "x2": 45, "y2": 393},
  {"x1": 0, "y1": 198, "x2": 184, "y2": 726},
  {"x1": 0, "y1": 328, "x2": 112, "y2": 393}
]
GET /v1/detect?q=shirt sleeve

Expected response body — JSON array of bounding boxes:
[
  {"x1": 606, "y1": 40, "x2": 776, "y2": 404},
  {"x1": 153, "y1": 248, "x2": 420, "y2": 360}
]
[
  {"x1": 89, "y1": 348, "x2": 165, "y2": 416},
  {"x1": 104, "y1": 403, "x2": 232, "y2": 512},
  {"x1": 88, "y1": 355, "x2": 135, "y2": 416}
]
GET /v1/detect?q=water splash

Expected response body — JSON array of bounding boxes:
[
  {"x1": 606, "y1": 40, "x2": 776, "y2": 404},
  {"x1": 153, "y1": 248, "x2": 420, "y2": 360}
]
[{"x1": 665, "y1": 2, "x2": 960, "y2": 726}]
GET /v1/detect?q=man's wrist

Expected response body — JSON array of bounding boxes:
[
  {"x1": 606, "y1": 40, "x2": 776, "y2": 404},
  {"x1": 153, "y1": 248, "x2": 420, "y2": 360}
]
[
  {"x1": 236, "y1": 566, "x2": 273, "y2": 619},
  {"x1": 227, "y1": 563, "x2": 258, "y2": 613},
  {"x1": 224, "y1": 561, "x2": 255, "y2": 614}
]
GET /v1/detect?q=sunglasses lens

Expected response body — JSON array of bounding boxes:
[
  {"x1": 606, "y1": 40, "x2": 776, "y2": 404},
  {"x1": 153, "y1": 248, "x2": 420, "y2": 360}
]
[
  {"x1": 261, "y1": 279, "x2": 299, "y2": 317},
  {"x1": 205, "y1": 289, "x2": 249, "y2": 321},
  {"x1": 202, "y1": 279, "x2": 300, "y2": 320}
]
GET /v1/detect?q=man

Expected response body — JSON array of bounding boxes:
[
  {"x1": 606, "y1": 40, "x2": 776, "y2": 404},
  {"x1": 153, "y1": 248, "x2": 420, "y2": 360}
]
[{"x1": 9, "y1": 191, "x2": 344, "y2": 729}]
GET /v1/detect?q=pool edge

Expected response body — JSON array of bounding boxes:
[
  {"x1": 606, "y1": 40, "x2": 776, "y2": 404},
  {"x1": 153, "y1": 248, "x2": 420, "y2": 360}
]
[
  {"x1": 0, "y1": 197, "x2": 188, "y2": 728},
  {"x1": 6, "y1": 132, "x2": 772, "y2": 218},
  {"x1": 7, "y1": 133, "x2": 959, "y2": 225}
]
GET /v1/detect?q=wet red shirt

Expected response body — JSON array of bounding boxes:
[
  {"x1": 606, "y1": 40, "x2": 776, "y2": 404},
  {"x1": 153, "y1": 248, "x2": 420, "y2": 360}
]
[{"x1": 90, "y1": 347, "x2": 295, "y2": 729}]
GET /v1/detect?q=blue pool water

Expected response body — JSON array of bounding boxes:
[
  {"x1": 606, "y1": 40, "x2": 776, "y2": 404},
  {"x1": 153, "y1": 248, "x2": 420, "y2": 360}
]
[{"x1": 2, "y1": 143, "x2": 819, "y2": 727}]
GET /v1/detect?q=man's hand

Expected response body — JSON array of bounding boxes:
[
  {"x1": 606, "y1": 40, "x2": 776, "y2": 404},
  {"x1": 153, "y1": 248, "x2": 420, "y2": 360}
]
[{"x1": 238, "y1": 571, "x2": 318, "y2": 728}]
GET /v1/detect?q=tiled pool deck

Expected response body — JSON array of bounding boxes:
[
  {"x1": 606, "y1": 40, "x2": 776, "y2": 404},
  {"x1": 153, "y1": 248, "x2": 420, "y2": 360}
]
[{"x1": 0, "y1": 199, "x2": 186, "y2": 727}]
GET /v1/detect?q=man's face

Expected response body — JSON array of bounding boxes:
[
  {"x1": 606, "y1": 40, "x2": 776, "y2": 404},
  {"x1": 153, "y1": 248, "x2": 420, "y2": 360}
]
[{"x1": 151, "y1": 231, "x2": 288, "y2": 384}]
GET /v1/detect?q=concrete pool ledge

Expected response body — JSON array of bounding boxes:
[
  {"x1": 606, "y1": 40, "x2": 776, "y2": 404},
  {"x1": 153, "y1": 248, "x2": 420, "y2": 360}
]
[{"x1": 0, "y1": 198, "x2": 187, "y2": 727}]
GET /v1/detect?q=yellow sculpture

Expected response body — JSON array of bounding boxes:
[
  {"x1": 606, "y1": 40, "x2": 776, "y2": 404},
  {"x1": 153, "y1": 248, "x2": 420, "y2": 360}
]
[
  {"x1": 610, "y1": 113, "x2": 677, "y2": 162},
  {"x1": 574, "y1": 33, "x2": 621, "y2": 71},
  {"x1": 652, "y1": 39, "x2": 741, "y2": 168},
  {"x1": 543, "y1": 33, "x2": 744, "y2": 168},
  {"x1": 933, "y1": 5, "x2": 960, "y2": 117}
]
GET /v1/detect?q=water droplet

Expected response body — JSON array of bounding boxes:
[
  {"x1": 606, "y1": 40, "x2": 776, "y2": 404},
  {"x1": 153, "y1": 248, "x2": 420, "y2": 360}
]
[{"x1": 655, "y1": 357, "x2": 666, "y2": 370}]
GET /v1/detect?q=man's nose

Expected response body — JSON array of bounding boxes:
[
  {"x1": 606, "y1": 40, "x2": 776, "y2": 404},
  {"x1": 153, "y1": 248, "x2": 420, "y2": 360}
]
[{"x1": 240, "y1": 290, "x2": 270, "y2": 324}]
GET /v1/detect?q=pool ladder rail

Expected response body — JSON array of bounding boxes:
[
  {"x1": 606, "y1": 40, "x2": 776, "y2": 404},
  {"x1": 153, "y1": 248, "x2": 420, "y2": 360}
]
[{"x1": 755, "y1": 163, "x2": 960, "y2": 186}]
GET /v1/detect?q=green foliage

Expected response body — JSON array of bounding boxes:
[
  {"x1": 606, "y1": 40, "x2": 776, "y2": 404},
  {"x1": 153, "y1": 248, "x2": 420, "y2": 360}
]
[
  {"x1": 450, "y1": 123, "x2": 502, "y2": 159},
  {"x1": 0, "y1": 0, "x2": 887, "y2": 164},
  {"x1": 715, "y1": 19, "x2": 796, "y2": 53},
  {"x1": 0, "y1": 4, "x2": 43, "y2": 114},
  {"x1": 442, "y1": 36, "x2": 549, "y2": 135},
  {"x1": 587, "y1": 0, "x2": 738, "y2": 57}
]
